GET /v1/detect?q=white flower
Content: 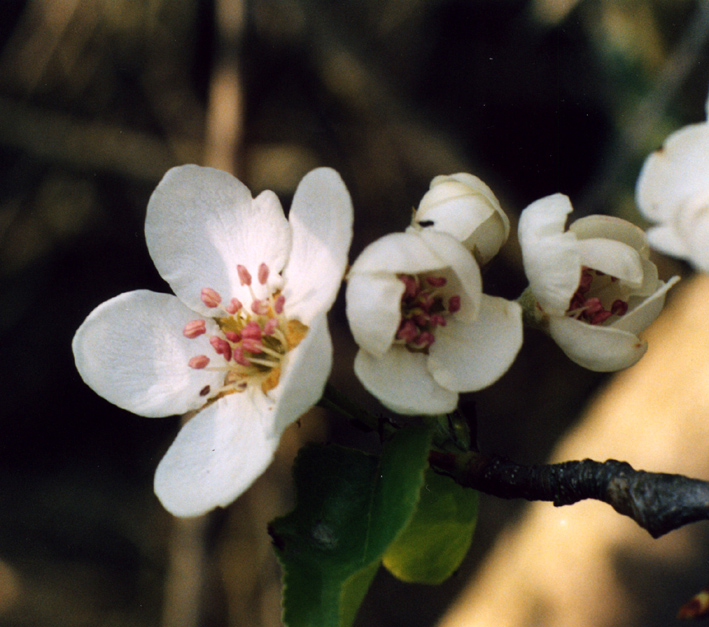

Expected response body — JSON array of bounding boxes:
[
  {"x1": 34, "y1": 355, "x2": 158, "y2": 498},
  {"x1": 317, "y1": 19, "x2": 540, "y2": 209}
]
[
  {"x1": 636, "y1": 96, "x2": 709, "y2": 272},
  {"x1": 518, "y1": 193, "x2": 678, "y2": 372},
  {"x1": 412, "y1": 173, "x2": 510, "y2": 264},
  {"x1": 346, "y1": 228, "x2": 522, "y2": 415},
  {"x1": 73, "y1": 165, "x2": 353, "y2": 517}
]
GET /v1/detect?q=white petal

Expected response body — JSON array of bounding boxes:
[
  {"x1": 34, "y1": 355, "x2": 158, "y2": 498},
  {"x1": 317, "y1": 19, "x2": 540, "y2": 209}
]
[
  {"x1": 428, "y1": 296, "x2": 523, "y2": 392},
  {"x1": 349, "y1": 231, "x2": 447, "y2": 275},
  {"x1": 647, "y1": 224, "x2": 691, "y2": 260},
  {"x1": 354, "y1": 347, "x2": 458, "y2": 415},
  {"x1": 518, "y1": 194, "x2": 581, "y2": 315},
  {"x1": 72, "y1": 290, "x2": 223, "y2": 417},
  {"x1": 611, "y1": 276, "x2": 679, "y2": 335},
  {"x1": 146, "y1": 165, "x2": 291, "y2": 314},
  {"x1": 636, "y1": 124, "x2": 709, "y2": 223},
  {"x1": 268, "y1": 313, "x2": 333, "y2": 437},
  {"x1": 417, "y1": 229, "x2": 482, "y2": 323},
  {"x1": 678, "y1": 194, "x2": 709, "y2": 272},
  {"x1": 569, "y1": 215, "x2": 649, "y2": 256},
  {"x1": 154, "y1": 394, "x2": 279, "y2": 517},
  {"x1": 576, "y1": 238, "x2": 644, "y2": 286},
  {"x1": 345, "y1": 272, "x2": 404, "y2": 356},
  {"x1": 548, "y1": 316, "x2": 647, "y2": 372},
  {"x1": 281, "y1": 168, "x2": 353, "y2": 322}
]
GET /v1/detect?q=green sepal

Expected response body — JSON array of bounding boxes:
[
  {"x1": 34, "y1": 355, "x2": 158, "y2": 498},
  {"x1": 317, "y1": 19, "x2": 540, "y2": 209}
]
[
  {"x1": 269, "y1": 425, "x2": 433, "y2": 627},
  {"x1": 382, "y1": 469, "x2": 478, "y2": 584}
]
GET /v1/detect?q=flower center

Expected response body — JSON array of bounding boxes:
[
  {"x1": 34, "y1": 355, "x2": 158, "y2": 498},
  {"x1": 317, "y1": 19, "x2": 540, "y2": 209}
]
[
  {"x1": 566, "y1": 266, "x2": 629, "y2": 325},
  {"x1": 184, "y1": 262, "x2": 308, "y2": 400},
  {"x1": 394, "y1": 273, "x2": 461, "y2": 351}
]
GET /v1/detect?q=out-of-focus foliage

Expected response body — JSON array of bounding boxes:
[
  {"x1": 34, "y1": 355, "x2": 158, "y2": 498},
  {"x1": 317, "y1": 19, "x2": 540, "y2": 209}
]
[{"x1": 0, "y1": 0, "x2": 704, "y2": 625}]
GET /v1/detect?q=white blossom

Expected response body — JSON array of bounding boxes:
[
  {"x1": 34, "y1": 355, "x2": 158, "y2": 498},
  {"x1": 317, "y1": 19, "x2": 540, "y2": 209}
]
[
  {"x1": 636, "y1": 93, "x2": 709, "y2": 271},
  {"x1": 518, "y1": 193, "x2": 678, "y2": 372},
  {"x1": 346, "y1": 228, "x2": 522, "y2": 414},
  {"x1": 73, "y1": 165, "x2": 353, "y2": 517},
  {"x1": 412, "y1": 173, "x2": 510, "y2": 264}
]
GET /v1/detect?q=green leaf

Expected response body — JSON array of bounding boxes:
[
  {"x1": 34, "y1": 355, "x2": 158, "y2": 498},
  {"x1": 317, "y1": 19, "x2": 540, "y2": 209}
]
[
  {"x1": 382, "y1": 469, "x2": 478, "y2": 585},
  {"x1": 269, "y1": 425, "x2": 433, "y2": 627}
]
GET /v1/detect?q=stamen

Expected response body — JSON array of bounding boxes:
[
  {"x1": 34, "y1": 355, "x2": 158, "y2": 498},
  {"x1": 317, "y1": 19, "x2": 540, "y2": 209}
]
[
  {"x1": 226, "y1": 297, "x2": 243, "y2": 314},
  {"x1": 183, "y1": 319, "x2": 207, "y2": 338},
  {"x1": 210, "y1": 336, "x2": 232, "y2": 361},
  {"x1": 251, "y1": 299, "x2": 269, "y2": 315},
  {"x1": 397, "y1": 319, "x2": 418, "y2": 343},
  {"x1": 258, "y1": 263, "x2": 269, "y2": 285},
  {"x1": 591, "y1": 310, "x2": 612, "y2": 325},
  {"x1": 232, "y1": 346, "x2": 251, "y2": 366},
  {"x1": 242, "y1": 322, "x2": 262, "y2": 340},
  {"x1": 200, "y1": 288, "x2": 222, "y2": 308},
  {"x1": 611, "y1": 299, "x2": 628, "y2": 316},
  {"x1": 426, "y1": 276, "x2": 447, "y2": 288},
  {"x1": 225, "y1": 331, "x2": 241, "y2": 343},
  {"x1": 199, "y1": 385, "x2": 211, "y2": 396},
  {"x1": 237, "y1": 264, "x2": 252, "y2": 286},
  {"x1": 399, "y1": 275, "x2": 419, "y2": 299},
  {"x1": 448, "y1": 296, "x2": 461, "y2": 313},
  {"x1": 263, "y1": 318, "x2": 279, "y2": 335},
  {"x1": 188, "y1": 355, "x2": 210, "y2": 369},
  {"x1": 242, "y1": 338, "x2": 264, "y2": 353},
  {"x1": 274, "y1": 294, "x2": 286, "y2": 314}
]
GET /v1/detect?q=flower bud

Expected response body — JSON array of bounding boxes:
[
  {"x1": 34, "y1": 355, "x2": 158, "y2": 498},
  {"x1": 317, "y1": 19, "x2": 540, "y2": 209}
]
[{"x1": 413, "y1": 173, "x2": 510, "y2": 265}]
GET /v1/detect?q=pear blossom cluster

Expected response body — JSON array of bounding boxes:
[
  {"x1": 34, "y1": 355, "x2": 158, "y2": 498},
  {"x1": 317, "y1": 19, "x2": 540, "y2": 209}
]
[{"x1": 73, "y1": 155, "x2": 683, "y2": 518}]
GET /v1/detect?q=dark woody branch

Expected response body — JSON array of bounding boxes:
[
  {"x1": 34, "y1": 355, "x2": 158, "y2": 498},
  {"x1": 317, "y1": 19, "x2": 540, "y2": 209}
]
[{"x1": 429, "y1": 451, "x2": 709, "y2": 539}]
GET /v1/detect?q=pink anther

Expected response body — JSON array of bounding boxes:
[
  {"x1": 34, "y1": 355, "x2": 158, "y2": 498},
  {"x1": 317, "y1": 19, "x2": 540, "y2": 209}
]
[
  {"x1": 210, "y1": 336, "x2": 232, "y2": 361},
  {"x1": 426, "y1": 276, "x2": 447, "y2": 288},
  {"x1": 419, "y1": 293, "x2": 435, "y2": 311},
  {"x1": 200, "y1": 287, "x2": 222, "y2": 308},
  {"x1": 414, "y1": 331, "x2": 435, "y2": 348},
  {"x1": 225, "y1": 331, "x2": 241, "y2": 343},
  {"x1": 258, "y1": 263, "x2": 269, "y2": 285},
  {"x1": 242, "y1": 338, "x2": 264, "y2": 353},
  {"x1": 429, "y1": 313, "x2": 447, "y2": 327},
  {"x1": 199, "y1": 385, "x2": 211, "y2": 396},
  {"x1": 263, "y1": 318, "x2": 279, "y2": 335},
  {"x1": 396, "y1": 319, "x2": 419, "y2": 343},
  {"x1": 232, "y1": 346, "x2": 251, "y2": 367},
  {"x1": 237, "y1": 264, "x2": 252, "y2": 286},
  {"x1": 448, "y1": 295, "x2": 461, "y2": 313},
  {"x1": 188, "y1": 355, "x2": 210, "y2": 369},
  {"x1": 274, "y1": 294, "x2": 286, "y2": 314},
  {"x1": 183, "y1": 319, "x2": 207, "y2": 338},
  {"x1": 251, "y1": 299, "x2": 269, "y2": 315},
  {"x1": 241, "y1": 321, "x2": 263, "y2": 340},
  {"x1": 226, "y1": 297, "x2": 243, "y2": 314},
  {"x1": 591, "y1": 310, "x2": 612, "y2": 325},
  {"x1": 398, "y1": 274, "x2": 419, "y2": 299},
  {"x1": 414, "y1": 313, "x2": 429, "y2": 327},
  {"x1": 611, "y1": 299, "x2": 628, "y2": 316},
  {"x1": 584, "y1": 297, "x2": 603, "y2": 315},
  {"x1": 579, "y1": 268, "x2": 593, "y2": 291}
]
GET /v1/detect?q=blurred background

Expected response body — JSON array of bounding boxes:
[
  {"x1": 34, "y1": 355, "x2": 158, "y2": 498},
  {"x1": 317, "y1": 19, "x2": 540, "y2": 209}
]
[{"x1": 1, "y1": 0, "x2": 709, "y2": 625}]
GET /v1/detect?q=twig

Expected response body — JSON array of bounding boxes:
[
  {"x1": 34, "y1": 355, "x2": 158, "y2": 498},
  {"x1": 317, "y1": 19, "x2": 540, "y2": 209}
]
[{"x1": 430, "y1": 450, "x2": 709, "y2": 539}]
